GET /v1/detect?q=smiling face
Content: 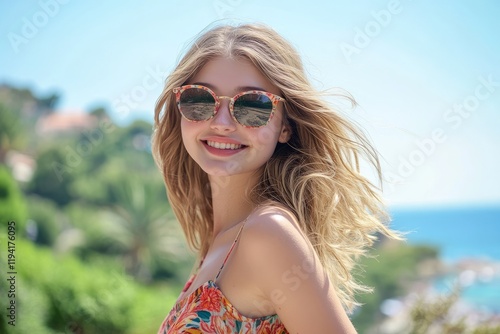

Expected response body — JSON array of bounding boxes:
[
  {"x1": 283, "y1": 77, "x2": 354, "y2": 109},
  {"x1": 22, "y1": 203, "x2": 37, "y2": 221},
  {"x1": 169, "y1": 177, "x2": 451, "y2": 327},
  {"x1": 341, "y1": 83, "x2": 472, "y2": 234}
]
[{"x1": 180, "y1": 57, "x2": 291, "y2": 178}]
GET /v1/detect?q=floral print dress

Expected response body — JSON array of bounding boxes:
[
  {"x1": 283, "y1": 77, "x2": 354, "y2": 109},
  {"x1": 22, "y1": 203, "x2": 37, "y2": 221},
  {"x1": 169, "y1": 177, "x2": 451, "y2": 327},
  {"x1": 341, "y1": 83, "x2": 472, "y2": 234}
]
[{"x1": 157, "y1": 221, "x2": 289, "y2": 333}]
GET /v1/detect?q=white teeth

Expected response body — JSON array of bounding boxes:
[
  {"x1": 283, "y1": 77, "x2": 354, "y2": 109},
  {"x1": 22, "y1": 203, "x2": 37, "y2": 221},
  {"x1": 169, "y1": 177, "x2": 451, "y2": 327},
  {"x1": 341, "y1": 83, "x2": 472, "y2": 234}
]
[{"x1": 206, "y1": 141, "x2": 243, "y2": 150}]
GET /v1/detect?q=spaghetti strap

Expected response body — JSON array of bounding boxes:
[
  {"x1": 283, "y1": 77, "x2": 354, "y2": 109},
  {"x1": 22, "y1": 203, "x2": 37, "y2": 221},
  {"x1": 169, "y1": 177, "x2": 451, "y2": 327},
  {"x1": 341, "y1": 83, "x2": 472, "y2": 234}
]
[{"x1": 214, "y1": 219, "x2": 247, "y2": 281}]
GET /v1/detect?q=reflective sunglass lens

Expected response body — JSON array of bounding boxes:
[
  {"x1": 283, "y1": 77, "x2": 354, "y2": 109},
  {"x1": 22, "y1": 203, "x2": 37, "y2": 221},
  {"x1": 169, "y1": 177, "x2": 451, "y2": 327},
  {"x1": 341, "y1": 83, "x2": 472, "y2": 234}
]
[
  {"x1": 233, "y1": 94, "x2": 273, "y2": 127},
  {"x1": 179, "y1": 88, "x2": 215, "y2": 121}
]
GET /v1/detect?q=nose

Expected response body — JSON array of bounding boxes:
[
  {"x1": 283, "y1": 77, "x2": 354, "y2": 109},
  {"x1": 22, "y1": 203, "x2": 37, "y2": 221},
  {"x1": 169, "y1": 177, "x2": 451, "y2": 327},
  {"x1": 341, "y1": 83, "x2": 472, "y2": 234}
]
[{"x1": 210, "y1": 98, "x2": 236, "y2": 132}]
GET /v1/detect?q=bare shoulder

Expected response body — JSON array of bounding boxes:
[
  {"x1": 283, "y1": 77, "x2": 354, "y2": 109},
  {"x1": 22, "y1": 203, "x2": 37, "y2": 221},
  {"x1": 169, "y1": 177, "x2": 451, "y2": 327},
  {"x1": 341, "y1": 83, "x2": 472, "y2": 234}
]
[
  {"x1": 245, "y1": 204, "x2": 306, "y2": 245},
  {"x1": 240, "y1": 204, "x2": 313, "y2": 270},
  {"x1": 239, "y1": 204, "x2": 357, "y2": 333},
  {"x1": 239, "y1": 204, "x2": 321, "y2": 294}
]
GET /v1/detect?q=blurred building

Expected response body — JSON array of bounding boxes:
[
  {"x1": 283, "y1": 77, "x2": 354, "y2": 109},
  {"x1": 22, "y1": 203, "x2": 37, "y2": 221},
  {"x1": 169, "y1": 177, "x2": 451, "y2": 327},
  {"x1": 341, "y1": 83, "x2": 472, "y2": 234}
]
[
  {"x1": 5, "y1": 150, "x2": 36, "y2": 183},
  {"x1": 36, "y1": 111, "x2": 97, "y2": 136}
]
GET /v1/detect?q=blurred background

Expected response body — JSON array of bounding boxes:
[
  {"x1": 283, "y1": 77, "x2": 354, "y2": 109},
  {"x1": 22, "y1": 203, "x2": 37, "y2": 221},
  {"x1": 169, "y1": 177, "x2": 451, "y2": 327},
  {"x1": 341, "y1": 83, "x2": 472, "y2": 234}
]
[{"x1": 0, "y1": 1, "x2": 499, "y2": 333}]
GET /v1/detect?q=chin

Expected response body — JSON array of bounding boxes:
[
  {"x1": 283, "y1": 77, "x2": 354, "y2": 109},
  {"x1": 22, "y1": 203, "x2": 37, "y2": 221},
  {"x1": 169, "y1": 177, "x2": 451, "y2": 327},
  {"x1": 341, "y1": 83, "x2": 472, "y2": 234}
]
[
  {"x1": 200, "y1": 163, "x2": 239, "y2": 177},
  {"x1": 201, "y1": 162, "x2": 260, "y2": 179},
  {"x1": 204, "y1": 168, "x2": 234, "y2": 177}
]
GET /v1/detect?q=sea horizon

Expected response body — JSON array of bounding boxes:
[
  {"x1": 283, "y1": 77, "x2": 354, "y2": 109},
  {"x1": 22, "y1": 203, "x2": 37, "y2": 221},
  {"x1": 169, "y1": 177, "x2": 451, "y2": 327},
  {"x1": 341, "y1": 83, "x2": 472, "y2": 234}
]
[
  {"x1": 388, "y1": 203, "x2": 500, "y2": 313},
  {"x1": 388, "y1": 203, "x2": 500, "y2": 263}
]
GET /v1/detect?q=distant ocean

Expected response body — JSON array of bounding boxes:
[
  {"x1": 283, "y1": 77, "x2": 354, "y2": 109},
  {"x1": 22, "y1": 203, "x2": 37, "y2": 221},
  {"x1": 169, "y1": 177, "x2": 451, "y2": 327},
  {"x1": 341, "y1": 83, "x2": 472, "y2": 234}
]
[
  {"x1": 389, "y1": 205, "x2": 500, "y2": 312},
  {"x1": 390, "y1": 205, "x2": 500, "y2": 262}
]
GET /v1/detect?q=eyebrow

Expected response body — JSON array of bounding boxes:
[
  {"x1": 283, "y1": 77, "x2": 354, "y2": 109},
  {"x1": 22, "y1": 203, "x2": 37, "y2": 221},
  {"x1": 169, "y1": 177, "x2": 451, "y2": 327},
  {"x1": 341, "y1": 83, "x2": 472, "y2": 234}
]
[{"x1": 192, "y1": 82, "x2": 267, "y2": 94}]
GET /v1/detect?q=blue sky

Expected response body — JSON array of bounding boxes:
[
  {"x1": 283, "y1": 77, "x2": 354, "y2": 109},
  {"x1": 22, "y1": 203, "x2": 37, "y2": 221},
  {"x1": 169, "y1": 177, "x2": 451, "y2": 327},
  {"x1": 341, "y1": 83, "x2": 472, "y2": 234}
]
[{"x1": 1, "y1": 0, "x2": 499, "y2": 207}]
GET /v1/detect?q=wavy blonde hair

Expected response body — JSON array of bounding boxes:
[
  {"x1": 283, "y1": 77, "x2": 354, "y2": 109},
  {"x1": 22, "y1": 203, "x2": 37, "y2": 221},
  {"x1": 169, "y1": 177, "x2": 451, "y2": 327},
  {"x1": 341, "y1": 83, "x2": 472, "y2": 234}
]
[{"x1": 152, "y1": 23, "x2": 400, "y2": 312}]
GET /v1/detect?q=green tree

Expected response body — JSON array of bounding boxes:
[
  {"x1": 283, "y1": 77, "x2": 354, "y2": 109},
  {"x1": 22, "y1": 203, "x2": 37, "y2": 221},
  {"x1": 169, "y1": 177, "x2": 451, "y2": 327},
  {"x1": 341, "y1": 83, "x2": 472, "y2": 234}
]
[
  {"x1": 1, "y1": 239, "x2": 135, "y2": 333},
  {"x1": 89, "y1": 106, "x2": 111, "y2": 121},
  {"x1": 0, "y1": 166, "x2": 27, "y2": 233},
  {"x1": 409, "y1": 289, "x2": 500, "y2": 334},
  {"x1": 38, "y1": 92, "x2": 61, "y2": 111},
  {"x1": 0, "y1": 103, "x2": 27, "y2": 162},
  {"x1": 100, "y1": 175, "x2": 187, "y2": 282},
  {"x1": 0, "y1": 85, "x2": 60, "y2": 157},
  {"x1": 352, "y1": 243, "x2": 439, "y2": 333},
  {"x1": 27, "y1": 195, "x2": 62, "y2": 246},
  {"x1": 28, "y1": 144, "x2": 79, "y2": 206}
]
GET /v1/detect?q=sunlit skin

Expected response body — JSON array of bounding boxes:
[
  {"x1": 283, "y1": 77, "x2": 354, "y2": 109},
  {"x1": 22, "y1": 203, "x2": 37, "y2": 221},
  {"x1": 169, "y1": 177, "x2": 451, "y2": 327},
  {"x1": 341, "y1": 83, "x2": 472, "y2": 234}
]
[
  {"x1": 180, "y1": 57, "x2": 291, "y2": 239},
  {"x1": 180, "y1": 57, "x2": 290, "y2": 180},
  {"x1": 177, "y1": 57, "x2": 357, "y2": 333}
]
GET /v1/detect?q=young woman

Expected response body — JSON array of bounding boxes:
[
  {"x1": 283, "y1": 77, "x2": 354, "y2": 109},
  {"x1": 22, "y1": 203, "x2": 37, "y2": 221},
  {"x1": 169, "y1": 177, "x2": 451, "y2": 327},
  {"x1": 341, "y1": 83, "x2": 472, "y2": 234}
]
[{"x1": 152, "y1": 23, "x2": 399, "y2": 333}]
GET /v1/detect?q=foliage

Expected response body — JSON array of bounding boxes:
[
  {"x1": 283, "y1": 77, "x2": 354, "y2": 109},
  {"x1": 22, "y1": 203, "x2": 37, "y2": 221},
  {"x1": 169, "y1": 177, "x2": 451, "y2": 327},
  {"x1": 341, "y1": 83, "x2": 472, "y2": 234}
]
[
  {"x1": 0, "y1": 268, "x2": 53, "y2": 334},
  {"x1": 0, "y1": 84, "x2": 59, "y2": 115},
  {"x1": 0, "y1": 85, "x2": 59, "y2": 158},
  {"x1": 0, "y1": 238, "x2": 179, "y2": 334},
  {"x1": 100, "y1": 174, "x2": 184, "y2": 282},
  {"x1": 28, "y1": 142, "x2": 80, "y2": 206},
  {"x1": 9, "y1": 84, "x2": 483, "y2": 333},
  {"x1": 128, "y1": 284, "x2": 181, "y2": 334},
  {"x1": 20, "y1": 239, "x2": 136, "y2": 333},
  {"x1": 64, "y1": 201, "x2": 109, "y2": 255},
  {"x1": 26, "y1": 195, "x2": 62, "y2": 246},
  {"x1": 409, "y1": 289, "x2": 500, "y2": 334},
  {"x1": 0, "y1": 102, "x2": 27, "y2": 161},
  {"x1": 0, "y1": 166, "x2": 27, "y2": 235},
  {"x1": 352, "y1": 243, "x2": 439, "y2": 333},
  {"x1": 0, "y1": 84, "x2": 191, "y2": 333}
]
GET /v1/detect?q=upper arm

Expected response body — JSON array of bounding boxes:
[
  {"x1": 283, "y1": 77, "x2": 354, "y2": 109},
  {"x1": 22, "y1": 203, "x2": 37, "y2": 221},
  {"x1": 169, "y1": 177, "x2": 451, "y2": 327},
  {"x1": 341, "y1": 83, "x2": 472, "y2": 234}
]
[{"x1": 240, "y1": 207, "x2": 357, "y2": 334}]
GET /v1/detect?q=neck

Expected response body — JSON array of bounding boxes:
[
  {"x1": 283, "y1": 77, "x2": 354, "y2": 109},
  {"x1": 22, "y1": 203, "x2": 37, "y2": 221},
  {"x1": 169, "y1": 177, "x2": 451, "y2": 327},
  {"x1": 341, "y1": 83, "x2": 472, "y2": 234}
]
[{"x1": 209, "y1": 172, "x2": 259, "y2": 242}]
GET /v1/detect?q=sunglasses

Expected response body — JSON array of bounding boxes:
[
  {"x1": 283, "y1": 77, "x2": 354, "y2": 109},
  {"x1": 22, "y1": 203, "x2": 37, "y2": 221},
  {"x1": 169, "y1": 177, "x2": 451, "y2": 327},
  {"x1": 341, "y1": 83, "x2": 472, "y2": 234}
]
[{"x1": 172, "y1": 84, "x2": 286, "y2": 128}]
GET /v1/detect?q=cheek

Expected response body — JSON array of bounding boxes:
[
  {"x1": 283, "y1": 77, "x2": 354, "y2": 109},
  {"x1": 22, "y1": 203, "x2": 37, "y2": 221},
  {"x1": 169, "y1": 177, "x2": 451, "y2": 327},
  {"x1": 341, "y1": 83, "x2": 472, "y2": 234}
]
[
  {"x1": 181, "y1": 118, "x2": 206, "y2": 136},
  {"x1": 180, "y1": 119, "x2": 203, "y2": 151},
  {"x1": 180, "y1": 121, "x2": 190, "y2": 148},
  {"x1": 253, "y1": 118, "x2": 283, "y2": 147},
  {"x1": 180, "y1": 119, "x2": 188, "y2": 136}
]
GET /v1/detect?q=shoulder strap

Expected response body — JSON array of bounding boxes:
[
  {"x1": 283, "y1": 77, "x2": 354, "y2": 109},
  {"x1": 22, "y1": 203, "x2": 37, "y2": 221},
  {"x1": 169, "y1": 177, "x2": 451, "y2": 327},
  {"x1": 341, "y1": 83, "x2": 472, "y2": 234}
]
[{"x1": 214, "y1": 219, "x2": 247, "y2": 281}]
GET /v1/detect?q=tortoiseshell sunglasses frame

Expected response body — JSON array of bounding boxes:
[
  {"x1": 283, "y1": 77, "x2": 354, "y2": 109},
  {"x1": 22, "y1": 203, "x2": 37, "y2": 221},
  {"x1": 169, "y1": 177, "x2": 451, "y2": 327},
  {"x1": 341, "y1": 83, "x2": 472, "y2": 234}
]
[{"x1": 172, "y1": 84, "x2": 286, "y2": 128}]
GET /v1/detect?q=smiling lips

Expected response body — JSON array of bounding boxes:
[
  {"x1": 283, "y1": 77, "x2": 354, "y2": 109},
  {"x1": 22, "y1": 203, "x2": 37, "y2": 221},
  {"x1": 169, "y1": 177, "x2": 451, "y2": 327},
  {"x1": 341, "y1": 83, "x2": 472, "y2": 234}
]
[{"x1": 206, "y1": 140, "x2": 243, "y2": 150}]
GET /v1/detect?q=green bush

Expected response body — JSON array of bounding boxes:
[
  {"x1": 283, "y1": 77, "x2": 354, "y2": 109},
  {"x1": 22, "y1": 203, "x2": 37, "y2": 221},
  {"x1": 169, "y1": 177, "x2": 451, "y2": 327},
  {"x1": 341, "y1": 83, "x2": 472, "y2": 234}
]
[
  {"x1": 27, "y1": 195, "x2": 62, "y2": 246},
  {"x1": 11, "y1": 239, "x2": 136, "y2": 333},
  {"x1": 28, "y1": 144, "x2": 79, "y2": 207},
  {"x1": 128, "y1": 284, "x2": 181, "y2": 334},
  {"x1": 0, "y1": 238, "x2": 181, "y2": 333},
  {"x1": 352, "y1": 243, "x2": 439, "y2": 333},
  {"x1": 0, "y1": 166, "x2": 27, "y2": 235},
  {"x1": 409, "y1": 289, "x2": 500, "y2": 334},
  {"x1": 0, "y1": 271, "x2": 53, "y2": 334}
]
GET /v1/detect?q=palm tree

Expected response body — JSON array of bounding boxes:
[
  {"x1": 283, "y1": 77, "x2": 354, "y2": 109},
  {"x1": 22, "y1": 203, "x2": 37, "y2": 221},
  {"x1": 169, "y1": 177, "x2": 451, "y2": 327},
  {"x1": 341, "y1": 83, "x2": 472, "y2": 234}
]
[{"x1": 100, "y1": 175, "x2": 188, "y2": 283}]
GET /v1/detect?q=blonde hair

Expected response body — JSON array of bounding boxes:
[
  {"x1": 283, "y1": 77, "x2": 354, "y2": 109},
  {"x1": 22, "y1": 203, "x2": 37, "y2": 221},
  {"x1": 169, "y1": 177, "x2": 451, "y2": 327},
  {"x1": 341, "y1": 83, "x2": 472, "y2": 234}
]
[{"x1": 152, "y1": 23, "x2": 400, "y2": 312}]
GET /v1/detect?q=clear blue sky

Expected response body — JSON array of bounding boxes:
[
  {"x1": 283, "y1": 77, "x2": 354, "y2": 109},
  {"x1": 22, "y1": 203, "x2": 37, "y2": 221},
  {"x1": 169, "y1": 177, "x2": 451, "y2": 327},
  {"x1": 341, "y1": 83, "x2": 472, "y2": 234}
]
[{"x1": 1, "y1": 0, "x2": 499, "y2": 207}]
